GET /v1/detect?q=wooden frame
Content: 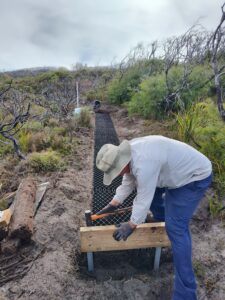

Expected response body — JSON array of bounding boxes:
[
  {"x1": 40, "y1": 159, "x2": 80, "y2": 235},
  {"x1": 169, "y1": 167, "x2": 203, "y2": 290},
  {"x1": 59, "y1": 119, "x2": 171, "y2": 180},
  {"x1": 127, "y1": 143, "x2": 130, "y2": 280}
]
[{"x1": 80, "y1": 222, "x2": 170, "y2": 252}]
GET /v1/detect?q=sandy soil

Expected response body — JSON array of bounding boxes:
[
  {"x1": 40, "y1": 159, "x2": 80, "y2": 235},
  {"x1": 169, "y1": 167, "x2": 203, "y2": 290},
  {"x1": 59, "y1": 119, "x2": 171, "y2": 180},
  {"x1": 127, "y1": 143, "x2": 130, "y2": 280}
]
[{"x1": 0, "y1": 106, "x2": 225, "y2": 300}]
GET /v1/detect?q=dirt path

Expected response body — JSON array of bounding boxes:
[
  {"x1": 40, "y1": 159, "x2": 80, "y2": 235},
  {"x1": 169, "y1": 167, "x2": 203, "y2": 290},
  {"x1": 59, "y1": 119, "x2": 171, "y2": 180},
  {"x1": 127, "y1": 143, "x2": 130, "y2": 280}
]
[{"x1": 0, "y1": 106, "x2": 225, "y2": 300}]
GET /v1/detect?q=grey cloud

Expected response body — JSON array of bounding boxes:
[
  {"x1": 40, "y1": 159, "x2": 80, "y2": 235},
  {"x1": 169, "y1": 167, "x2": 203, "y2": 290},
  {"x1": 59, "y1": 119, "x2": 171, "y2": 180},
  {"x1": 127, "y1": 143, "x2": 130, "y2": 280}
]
[
  {"x1": 0, "y1": 0, "x2": 224, "y2": 70},
  {"x1": 29, "y1": 12, "x2": 74, "y2": 48}
]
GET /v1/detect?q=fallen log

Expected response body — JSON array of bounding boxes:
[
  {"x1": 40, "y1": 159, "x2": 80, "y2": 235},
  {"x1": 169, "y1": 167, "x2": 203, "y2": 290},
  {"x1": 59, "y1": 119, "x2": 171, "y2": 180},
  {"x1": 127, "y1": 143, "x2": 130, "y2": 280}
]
[{"x1": 9, "y1": 177, "x2": 37, "y2": 242}]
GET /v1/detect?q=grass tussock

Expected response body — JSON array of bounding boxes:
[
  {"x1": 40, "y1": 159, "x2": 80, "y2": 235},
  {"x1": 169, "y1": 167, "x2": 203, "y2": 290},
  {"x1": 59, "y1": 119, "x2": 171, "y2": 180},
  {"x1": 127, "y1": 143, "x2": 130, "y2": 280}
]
[{"x1": 28, "y1": 150, "x2": 64, "y2": 172}]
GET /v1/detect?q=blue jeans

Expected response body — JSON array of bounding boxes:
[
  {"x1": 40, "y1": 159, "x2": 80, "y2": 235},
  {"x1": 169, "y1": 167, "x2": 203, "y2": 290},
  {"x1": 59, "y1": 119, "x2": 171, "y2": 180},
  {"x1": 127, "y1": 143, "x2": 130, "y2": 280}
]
[{"x1": 150, "y1": 174, "x2": 212, "y2": 300}]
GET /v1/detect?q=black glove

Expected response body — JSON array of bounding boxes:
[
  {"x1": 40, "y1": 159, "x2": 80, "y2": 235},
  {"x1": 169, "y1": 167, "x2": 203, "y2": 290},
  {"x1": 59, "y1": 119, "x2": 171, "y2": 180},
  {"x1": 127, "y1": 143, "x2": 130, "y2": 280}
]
[
  {"x1": 96, "y1": 203, "x2": 117, "y2": 215},
  {"x1": 113, "y1": 222, "x2": 135, "y2": 241}
]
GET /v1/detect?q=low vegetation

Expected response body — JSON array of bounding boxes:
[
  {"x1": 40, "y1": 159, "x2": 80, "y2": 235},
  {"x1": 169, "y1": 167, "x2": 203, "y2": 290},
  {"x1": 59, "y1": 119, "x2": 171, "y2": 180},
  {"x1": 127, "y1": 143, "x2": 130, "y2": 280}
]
[
  {"x1": 0, "y1": 80, "x2": 92, "y2": 199},
  {"x1": 28, "y1": 150, "x2": 63, "y2": 172},
  {"x1": 175, "y1": 101, "x2": 225, "y2": 210}
]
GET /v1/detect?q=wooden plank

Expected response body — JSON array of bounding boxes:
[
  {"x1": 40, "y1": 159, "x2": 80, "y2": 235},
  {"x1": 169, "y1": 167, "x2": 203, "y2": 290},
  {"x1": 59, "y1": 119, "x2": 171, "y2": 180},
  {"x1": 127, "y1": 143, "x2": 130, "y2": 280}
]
[
  {"x1": 34, "y1": 182, "x2": 49, "y2": 216},
  {"x1": 0, "y1": 208, "x2": 12, "y2": 228},
  {"x1": 80, "y1": 222, "x2": 170, "y2": 252}
]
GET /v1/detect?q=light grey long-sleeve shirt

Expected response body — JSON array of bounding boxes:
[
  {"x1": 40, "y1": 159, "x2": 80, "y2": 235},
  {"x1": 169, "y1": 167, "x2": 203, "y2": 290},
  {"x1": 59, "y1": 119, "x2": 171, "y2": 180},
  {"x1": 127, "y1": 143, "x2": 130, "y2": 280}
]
[{"x1": 114, "y1": 136, "x2": 212, "y2": 225}]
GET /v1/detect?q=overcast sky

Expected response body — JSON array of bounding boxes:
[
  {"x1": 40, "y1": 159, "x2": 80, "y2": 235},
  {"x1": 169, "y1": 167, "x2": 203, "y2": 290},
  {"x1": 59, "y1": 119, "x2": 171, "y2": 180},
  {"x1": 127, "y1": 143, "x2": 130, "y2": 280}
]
[{"x1": 0, "y1": 0, "x2": 224, "y2": 71}]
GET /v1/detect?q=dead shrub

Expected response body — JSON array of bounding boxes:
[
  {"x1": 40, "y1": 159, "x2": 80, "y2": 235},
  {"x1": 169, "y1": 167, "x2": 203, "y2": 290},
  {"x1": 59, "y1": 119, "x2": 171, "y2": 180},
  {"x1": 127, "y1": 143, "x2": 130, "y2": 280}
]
[
  {"x1": 28, "y1": 131, "x2": 50, "y2": 152},
  {"x1": 76, "y1": 108, "x2": 91, "y2": 128},
  {"x1": 45, "y1": 117, "x2": 60, "y2": 127},
  {"x1": 0, "y1": 164, "x2": 18, "y2": 196}
]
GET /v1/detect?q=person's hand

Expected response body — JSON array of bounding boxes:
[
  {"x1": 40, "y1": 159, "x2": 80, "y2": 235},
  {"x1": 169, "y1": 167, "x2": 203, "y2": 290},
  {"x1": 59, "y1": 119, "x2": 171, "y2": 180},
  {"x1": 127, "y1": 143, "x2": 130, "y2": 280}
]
[
  {"x1": 96, "y1": 203, "x2": 117, "y2": 215},
  {"x1": 113, "y1": 222, "x2": 136, "y2": 241}
]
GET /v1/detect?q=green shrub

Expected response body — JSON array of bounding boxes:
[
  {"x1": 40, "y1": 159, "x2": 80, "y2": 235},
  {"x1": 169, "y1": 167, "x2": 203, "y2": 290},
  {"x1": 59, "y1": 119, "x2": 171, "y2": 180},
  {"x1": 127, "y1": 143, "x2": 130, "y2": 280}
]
[
  {"x1": 23, "y1": 121, "x2": 44, "y2": 132},
  {"x1": 96, "y1": 88, "x2": 108, "y2": 102},
  {"x1": 175, "y1": 103, "x2": 204, "y2": 145},
  {"x1": 18, "y1": 129, "x2": 50, "y2": 153},
  {"x1": 107, "y1": 57, "x2": 165, "y2": 105},
  {"x1": 194, "y1": 102, "x2": 225, "y2": 195},
  {"x1": 86, "y1": 90, "x2": 97, "y2": 101},
  {"x1": 50, "y1": 126, "x2": 67, "y2": 136},
  {"x1": 19, "y1": 130, "x2": 31, "y2": 153},
  {"x1": 185, "y1": 65, "x2": 212, "y2": 102},
  {"x1": 28, "y1": 150, "x2": 62, "y2": 172},
  {"x1": 128, "y1": 64, "x2": 212, "y2": 119},
  {"x1": 176, "y1": 100, "x2": 225, "y2": 198},
  {"x1": 108, "y1": 67, "x2": 143, "y2": 104},
  {"x1": 166, "y1": 65, "x2": 212, "y2": 109},
  {"x1": 18, "y1": 123, "x2": 74, "y2": 155},
  {"x1": 31, "y1": 104, "x2": 46, "y2": 116},
  {"x1": 208, "y1": 196, "x2": 224, "y2": 218},
  {"x1": 128, "y1": 74, "x2": 167, "y2": 119}
]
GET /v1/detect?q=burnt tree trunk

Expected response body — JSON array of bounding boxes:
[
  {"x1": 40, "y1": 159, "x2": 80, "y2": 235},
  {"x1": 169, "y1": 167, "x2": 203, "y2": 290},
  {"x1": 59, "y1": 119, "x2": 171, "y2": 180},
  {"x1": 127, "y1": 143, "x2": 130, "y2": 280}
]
[
  {"x1": 210, "y1": 4, "x2": 225, "y2": 121},
  {"x1": 215, "y1": 75, "x2": 225, "y2": 121}
]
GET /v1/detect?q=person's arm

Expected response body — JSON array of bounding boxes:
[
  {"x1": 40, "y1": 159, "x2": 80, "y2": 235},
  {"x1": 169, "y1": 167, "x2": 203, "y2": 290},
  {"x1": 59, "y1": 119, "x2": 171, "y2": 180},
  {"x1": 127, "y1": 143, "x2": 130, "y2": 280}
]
[
  {"x1": 112, "y1": 173, "x2": 136, "y2": 205},
  {"x1": 113, "y1": 161, "x2": 160, "y2": 241},
  {"x1": 130, "y1": 161, "x2": 161, "y2": 225}
]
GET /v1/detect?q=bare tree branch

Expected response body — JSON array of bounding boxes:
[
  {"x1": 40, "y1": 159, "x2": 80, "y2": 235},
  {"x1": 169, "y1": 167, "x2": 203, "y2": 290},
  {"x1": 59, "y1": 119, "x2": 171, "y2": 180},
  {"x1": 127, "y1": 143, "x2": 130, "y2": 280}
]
[
  {"x1": 36, "y1": 76, "x2": 77, "y2": 121},
  {"x1": 0, "y1": 86, "x2": 31, "y2": 159},
  {"x1": 208, "y1": 3, "x2": 225, "y2": 120},
  {"x1": 117, "y1": 42, "x2": 159, "y2": 81},
  {"x1": 162, "y1": 25, "x2": 209, "y2": 112}
]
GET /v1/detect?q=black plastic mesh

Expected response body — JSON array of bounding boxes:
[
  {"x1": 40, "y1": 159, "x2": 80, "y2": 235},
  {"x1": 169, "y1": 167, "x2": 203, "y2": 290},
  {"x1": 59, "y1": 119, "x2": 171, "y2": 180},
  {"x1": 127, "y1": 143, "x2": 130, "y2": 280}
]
[{"x1": 92, "y1": 113, "x2": 136, "y2": 226}]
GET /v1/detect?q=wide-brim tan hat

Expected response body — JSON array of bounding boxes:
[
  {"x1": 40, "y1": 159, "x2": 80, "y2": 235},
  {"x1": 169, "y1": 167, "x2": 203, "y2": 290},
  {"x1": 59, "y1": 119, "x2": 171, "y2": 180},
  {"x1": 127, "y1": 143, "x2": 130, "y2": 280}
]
[{"x1": 96, "y1": 140, "x2": 131, "y2": 185}]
